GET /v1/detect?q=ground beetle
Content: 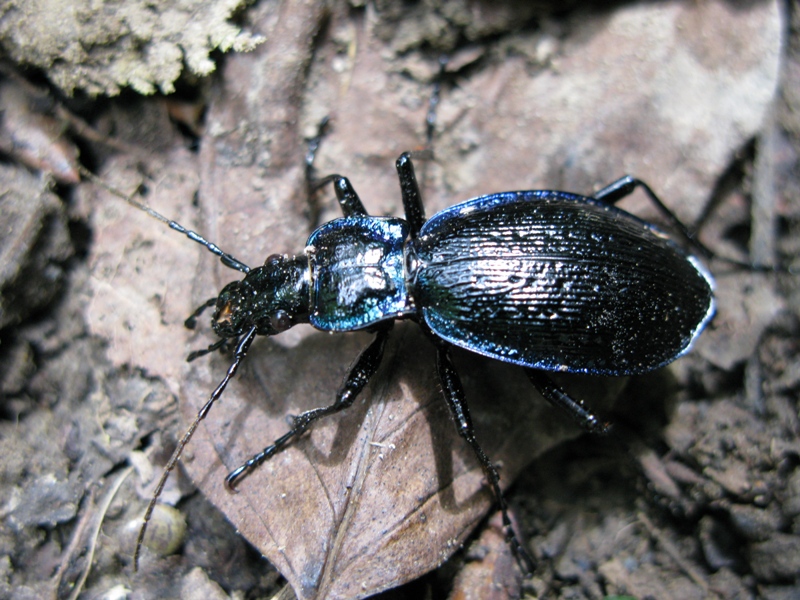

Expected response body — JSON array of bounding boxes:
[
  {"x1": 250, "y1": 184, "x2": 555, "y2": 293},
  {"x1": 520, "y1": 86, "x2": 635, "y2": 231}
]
[{"x1": 103, "y1": 148, "x2": 715, "y2": 571}]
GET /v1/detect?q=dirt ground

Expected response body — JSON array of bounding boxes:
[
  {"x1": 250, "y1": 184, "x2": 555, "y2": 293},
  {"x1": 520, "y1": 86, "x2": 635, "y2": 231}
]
[{"x1": 1, "y1": 1, "x2": 799, "y2": 599}]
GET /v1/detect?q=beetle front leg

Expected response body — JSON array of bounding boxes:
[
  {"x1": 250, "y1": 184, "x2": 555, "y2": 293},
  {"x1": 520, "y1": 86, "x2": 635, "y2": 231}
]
[
  {"x1": 435, "y1": 344, "x2": 535, "y2": 573},
  {"x1": 304, "y1": 116, "x2": 369, "y2": 217},
  {"x1": 331, "y1": 176, "x2": 368, "y2": 216},
  {"x1": 309, "y1": 173, "x2": 370, "y2": 216},
  {"x1": 225, "y1": 324, "x2": 392, "y2": 489},
  {"x1": 184, "y1": 297, "x2": 217, "y2": 329}
]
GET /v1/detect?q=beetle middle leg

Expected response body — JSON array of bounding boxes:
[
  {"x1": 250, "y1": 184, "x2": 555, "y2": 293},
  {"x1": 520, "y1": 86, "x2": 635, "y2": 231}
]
[
  {"x1": 435, "y1": 344, "x2": 536, "y2": 573},
  {"x1": 225, "y1": 323, "x2": 393, "y2": 489},
  {"x1": 309, "y1": 171, "x2": 371, "y2": 217},
  {"x1": 394, "y1": 57, "x2": 448, "y2": 239},
  {"x1": 396, "y1": 151, "x2": 427, "y2": 238}
]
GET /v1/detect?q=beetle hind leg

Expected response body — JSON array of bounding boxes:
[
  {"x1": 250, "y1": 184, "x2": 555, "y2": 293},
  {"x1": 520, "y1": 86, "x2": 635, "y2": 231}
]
[
  {"x1": 436, "y1": 344, "x2": 536, "y2": 574},
  {"x1": 525, "y1": 370, "x2": 611, "y2": 435},
  {"x1": 593, "y1": 175, "x2": 713, "y2": 260}
]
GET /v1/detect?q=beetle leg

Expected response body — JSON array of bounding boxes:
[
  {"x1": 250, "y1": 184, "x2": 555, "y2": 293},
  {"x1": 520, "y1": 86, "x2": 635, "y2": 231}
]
[
  {"x1": 394, "y1": 56, "x2": 447, "y2": 235},
  {"x1": 186, "y1": 336, "x2": 234, "y2": 363},
  {"x1": 393, "y1": 55, "x2": 447, "y2": 235},
  {"x1": 597, "y1": 176, "x2": 785, "y2": 272},
  {"x1": 333, "y1": 175, "x2": 368, "y2": 216},
  {"x1": 304, "y1": 116, "x2": 369, "y2": 217},
  {"x1": 396, "y1": 152, "x2": 426, "y2": 238},
  {"x1": 594, "y1": 175, "x2": 692, "y2": 234},
  {"x1": 525, "y1": 370, "x2": 611, "y2": 435},
  {"x1": 592, "y1": 175, "x2": 649, "y2": 205},
  {"x1": 184, "y1": 297, "x2": 217, "y2": 329},
  {"x1": 436, "y1": 345, "x2": 535, "y2": 574},
  {"x1": 593, "y1": 175, "x2": 714, "y2": 259},
  {"x1": 225, "y1": 324, "x2": 393, "y2": 489},
  {"x1": 309, "y1": 174, "x2": 369, "y2": 216},
  {"x1": 304, "y1": 115, "x2": 329, "y2": 183},
  {"x1": 425, "y1": 54, "x2": 449, "y2": 145}
]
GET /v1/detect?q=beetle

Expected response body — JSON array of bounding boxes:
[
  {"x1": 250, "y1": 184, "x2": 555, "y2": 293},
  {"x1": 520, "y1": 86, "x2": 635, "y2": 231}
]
[{"x1": 118, "y1": 151, "x2": 715, "y2": 571}]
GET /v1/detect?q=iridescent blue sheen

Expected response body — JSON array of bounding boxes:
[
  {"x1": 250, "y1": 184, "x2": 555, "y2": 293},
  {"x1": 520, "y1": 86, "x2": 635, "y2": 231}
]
[{"x1": 307, "y1": 216, "x2": 412, "y2": 331}]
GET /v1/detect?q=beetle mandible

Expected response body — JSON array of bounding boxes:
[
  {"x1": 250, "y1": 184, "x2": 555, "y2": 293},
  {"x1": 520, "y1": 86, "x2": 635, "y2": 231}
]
[{"x1": 124, "y1": 151, "x2": 715, "y2": 571}]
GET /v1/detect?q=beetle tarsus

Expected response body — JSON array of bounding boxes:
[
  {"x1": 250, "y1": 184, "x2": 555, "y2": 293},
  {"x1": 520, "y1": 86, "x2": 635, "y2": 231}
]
[
  {"x1": 225, "y1": 467, "x2": 246, "y2": 492},
  {"x1": 526, "y1": 370, "x2": 612, "y2": 436}
]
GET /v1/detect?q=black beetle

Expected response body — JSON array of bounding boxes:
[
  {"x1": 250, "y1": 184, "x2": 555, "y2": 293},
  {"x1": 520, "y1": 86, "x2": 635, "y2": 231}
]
[{"x1": 118, "y1": 152, "x2": 715, "y2": 570}]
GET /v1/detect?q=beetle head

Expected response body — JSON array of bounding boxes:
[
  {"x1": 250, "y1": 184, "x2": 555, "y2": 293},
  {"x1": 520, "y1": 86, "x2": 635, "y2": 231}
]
[{"x1": 212, "y1": 254, "x2": 309, "y2": 337}]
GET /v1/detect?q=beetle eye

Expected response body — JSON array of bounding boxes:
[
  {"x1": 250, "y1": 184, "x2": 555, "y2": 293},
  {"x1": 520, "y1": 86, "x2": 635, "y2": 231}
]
[
  {"x1": 265, "y1": 254, "x2": 281, "y2": 266},
  {"x1": 270, "y1": 310, "x2": 292, "y2": 332}
]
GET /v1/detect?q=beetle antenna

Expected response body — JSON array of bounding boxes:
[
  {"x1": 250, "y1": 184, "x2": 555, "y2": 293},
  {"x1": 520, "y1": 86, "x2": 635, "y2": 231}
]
[
  {"x1": 79, "y1": 165, "x2": 251, "y2": 274},
  {"x1": 133, "y1": 326, "x2": 257, "y2": 570}
]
